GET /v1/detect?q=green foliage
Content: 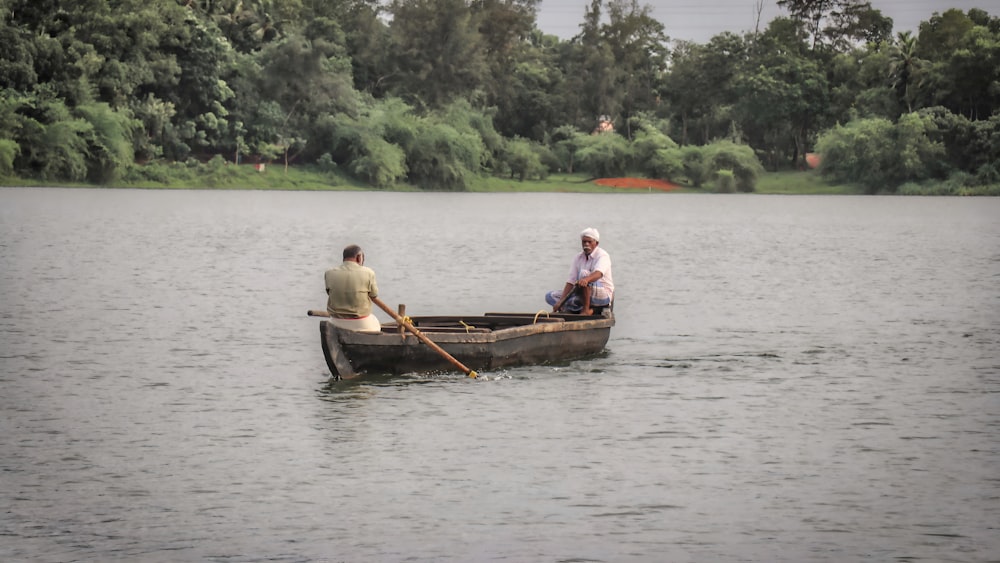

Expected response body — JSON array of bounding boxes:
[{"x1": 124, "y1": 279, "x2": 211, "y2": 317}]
[
  {"x1": 348, "y1": 133, "x2": 407, "y2": 188},
  {"x1": 0, "y1": 139, "x2": 18, "y2": 177},
  {"x1": 575, "y1": 132, "x2": 631, "y2": 178},
  {"x1": 969, "y1": 114, "x2": 1000, "y2": 184},
  {"x1": 405, "y1": 120, "x2": 481, "y2": 190},
  {"x1": 648, "y1": 147, "x2": 684, "y2": 181},
  {"x1": 319, "y1": 96, "x2": 503, "y2": 189},
  {"x1": 815, "y1": 117, "x2": 895, "y2": 192},
  {"x1": 703, "y1": 140, "x2": 764, "y2": 192},
  {"x1": 898, "y1": 172, "x2": 1000, "y2": 196},
  {"x1": 733, "y1": 45, "x2": 828, "y2": 169},
  {"x1": 549, "y1": 125, "x2": 587, "y2": 173},
  {"x1": 501, "y1": 137, "x2": 548, "y2": 181},
  {"x1": 714, "y1": 169, "x2": 736, "y2": 193},
  {"x1": 630, "y1": 117, "x2": 679, "y2": 178},
  {"x1": 316, "y1": 153, "x2": 338, "y2": 174},
  {"x1": 435, "y1": 99, "x2": 502, "y2": 171},
  {"x1": 0, "y1": 0, "x2": 996, "y2": 196},
  {"x1": 75, "y1": 101, "x2": 138, "y2": 183},
  {"x1": 387, "y1": 0, "x2": 488, "y2": 110},
  {"x1": 916, "y1": 9, "x2": 1000, "y2": 120},
  {"x1": 39, "y1": 118, "x2": 91, "y2": 182},
  {"x1": 680, "y1": 145, "x2": 709, "y2": 187},
  {"x1": 815, "y1": 112, "x2": 948, "y2": 192}
]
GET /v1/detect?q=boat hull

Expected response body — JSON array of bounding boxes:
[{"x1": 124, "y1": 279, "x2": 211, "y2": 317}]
[{"x1": 320, "y1": 312, "x2": 613, "y2": 378}]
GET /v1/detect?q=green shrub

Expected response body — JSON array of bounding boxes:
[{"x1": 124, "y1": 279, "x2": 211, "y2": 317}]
[
  {"x1": 815, "y1": 113, "x2": 948, "y2": 193},
  {"x1": 575, "y1": 132, "x2": 631, "y2": 178},
  {"x1": 348, "y1": 135, "x2": 406, "y2": 188},
  {"x1": 681, "y1": 145, "x2": 709, "y2": 187},
  {"x1": 704, "y1": 140, "x2": 763, "y2": 192},
  {"x1": 631, "y1": 120, "x2": 679, "y2": 178},
  {"x1": 714, "y1": 169, "x2": 736, "y2": 193},
  {"x1": 0, "y1": 139, "x2": 18, "y2": 177},
  {"x1": 317, "y1": 153, "x2": 338, "y2": 174},
  {"x1": 406, "y1": 121, "x2": 481, "y2": 190},
  {"x1": 502, "y1": 137, "x2": 547, "y2": 181},
  {"x1": 649, "y1": 147, "x2": 684, "y2": 182}
]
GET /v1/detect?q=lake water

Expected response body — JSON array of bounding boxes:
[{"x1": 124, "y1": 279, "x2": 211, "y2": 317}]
[{"x1": 1, "y1": 187, "x2": 998, "y2": 562}]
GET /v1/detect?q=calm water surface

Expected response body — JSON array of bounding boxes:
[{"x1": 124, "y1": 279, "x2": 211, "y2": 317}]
[{"x1": 1, "y1": 188, "x2": 998, "y2": 562}]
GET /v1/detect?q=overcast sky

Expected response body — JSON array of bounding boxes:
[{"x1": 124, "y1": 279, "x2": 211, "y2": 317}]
[{"x1": 534, "y1": 0, "x2": 995, "y2": 44}]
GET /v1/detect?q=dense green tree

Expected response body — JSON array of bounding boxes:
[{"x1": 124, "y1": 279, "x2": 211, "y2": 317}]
[
  {"x1": 776, "y1": 0, "x2": 886, "y2": 50},
  {"x1": 888, "y1": 32, "x2": 925, "y2": 113},
  {"x1": 916, "y1": 10, "x2": 1000, "y2": 120},
  {"x1": 472, "y1": 0, "x2": 540, "y2": 110},
  {"x1": 338, "y1": 4, "x2": 393, "y2": 96},
  {"x1": 386, "y1": 0, "x2": 488, "y2": 110},
  {"x1": 602, "y1": 0, "x2": 668, "y2": 138},
  {"x1": 559, "y1": 0, "x2": 618, "y2": 131},
  {"x1": 662, "y1": 33, "x2": 745, "y2": 145},
  {"x1": 491, "y1": 33, "x2": 566, "y2": 140},
  {"x1": 822, "y1": 0, "x2": 892, "y2": 49},
  {"x1": 0, "y1": 25, "x2": 40, "y2": 91},
  {"x1": 826, "y1": 44, "x2": 896, "y2": 121},
  {"x1": 734, "y1": 23, "x2": 829, "y2": 168}
]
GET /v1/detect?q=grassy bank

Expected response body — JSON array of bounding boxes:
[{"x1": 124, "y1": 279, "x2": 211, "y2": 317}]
[
  {"x1": 753, "y1": 170, "x2": 859, "y2": 194},
  {"x1": 0, "y1": 165, "x2": 864, "y2": 195}
]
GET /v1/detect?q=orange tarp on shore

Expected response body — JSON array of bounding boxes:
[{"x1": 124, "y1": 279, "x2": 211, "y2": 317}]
[{"x1": 594, "y1": 178, "x2": 680, "y2": 191}]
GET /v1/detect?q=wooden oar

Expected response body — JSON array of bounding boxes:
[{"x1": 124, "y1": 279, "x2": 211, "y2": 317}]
[{"x1": 370, "y1": 297, "x2": 478, "y2": 379}]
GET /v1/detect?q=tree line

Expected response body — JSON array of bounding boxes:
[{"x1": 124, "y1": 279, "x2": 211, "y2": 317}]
[{"x1": 0, "y1": 0, "x2": 998, "y2": 193}]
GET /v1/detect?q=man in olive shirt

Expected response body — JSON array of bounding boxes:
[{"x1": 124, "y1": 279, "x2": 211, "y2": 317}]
[{"x1": 324, "y1": 244, "x2": 381, "y2": 332}]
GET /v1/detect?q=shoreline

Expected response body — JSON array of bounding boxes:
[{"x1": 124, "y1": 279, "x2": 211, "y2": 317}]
[{"x1": 3, "y1": 170, "x2": 996, "y2": 195}]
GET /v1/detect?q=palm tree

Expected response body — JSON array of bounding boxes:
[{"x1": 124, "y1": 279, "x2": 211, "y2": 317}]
[{"x1": 889, "y1": 31, "x2": 924, "y2": 113}]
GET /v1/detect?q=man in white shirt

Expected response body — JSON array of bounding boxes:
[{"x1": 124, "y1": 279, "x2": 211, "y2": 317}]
[{"x1": 545, "y1": 227, "x2": 614, "y2": 315}]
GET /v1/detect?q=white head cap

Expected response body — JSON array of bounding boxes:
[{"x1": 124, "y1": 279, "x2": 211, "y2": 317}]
[{"x1": 580, "y1": 227, "x2": 600, "y2": 242}]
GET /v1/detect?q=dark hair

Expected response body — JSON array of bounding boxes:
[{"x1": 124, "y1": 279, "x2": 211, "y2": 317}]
[{"x1": 343, "y1": 244, "x2": 363, "y2": 260}]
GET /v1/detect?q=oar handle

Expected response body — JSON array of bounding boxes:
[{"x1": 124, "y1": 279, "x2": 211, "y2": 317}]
[
  {"x1": 371, "y1": 297, "x2": 478, "y2": 378},
  {"x1": 553, "y1": 285, "x2": 580, "y2": 313},
  {"x1": 308, "y1": 309, "x2": 331, "y2": 317}
]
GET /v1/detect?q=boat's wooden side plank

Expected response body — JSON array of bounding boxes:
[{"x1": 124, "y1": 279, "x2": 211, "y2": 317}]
[{"x1": 491, "y1": 318, "x2": 613, "y2": 340}]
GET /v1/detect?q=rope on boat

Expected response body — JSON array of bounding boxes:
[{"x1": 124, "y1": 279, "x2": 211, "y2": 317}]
[
  {"x1": 397, "y1": 315, "x2": 414, "y2": 341},
  {"x1": 533, "y1": 310, "x2": 550, "y2": 324},
  {"x1": 459, "y1": 320, "x2": 475, "y2": 333}
]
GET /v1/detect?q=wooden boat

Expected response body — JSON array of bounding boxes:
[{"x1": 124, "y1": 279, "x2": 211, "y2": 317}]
[{"x1": 317, "y1": 310, "x2": 614, "y2": 379}]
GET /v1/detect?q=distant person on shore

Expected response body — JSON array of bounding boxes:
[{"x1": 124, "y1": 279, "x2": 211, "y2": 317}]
[
  {"x1": 545, "y1": 228, "x2": 614, "y2": 315},
  {"x1": 325, "y1": 244, "x2": 381, "y2": 332}
]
